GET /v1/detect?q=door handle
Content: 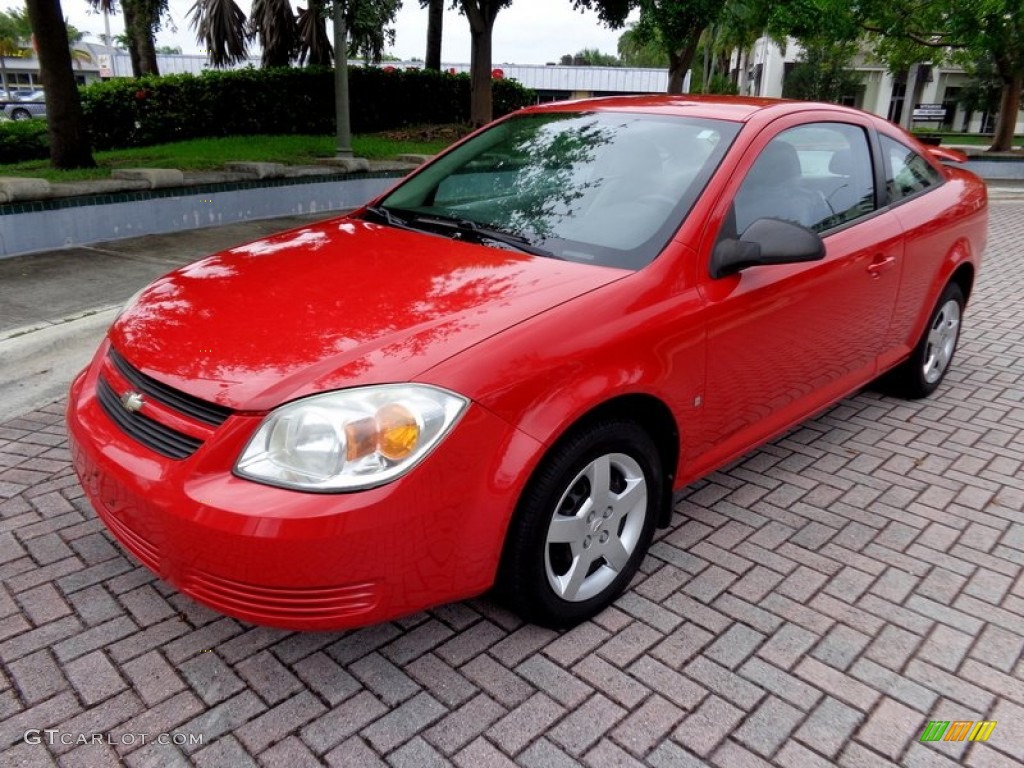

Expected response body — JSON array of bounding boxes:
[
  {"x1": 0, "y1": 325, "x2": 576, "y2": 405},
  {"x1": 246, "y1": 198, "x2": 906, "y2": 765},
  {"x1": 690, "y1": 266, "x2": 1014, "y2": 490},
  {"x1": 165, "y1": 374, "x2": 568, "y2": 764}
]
[{"x1": 867, "y1": 255, "x2": 897, "y2": 278}]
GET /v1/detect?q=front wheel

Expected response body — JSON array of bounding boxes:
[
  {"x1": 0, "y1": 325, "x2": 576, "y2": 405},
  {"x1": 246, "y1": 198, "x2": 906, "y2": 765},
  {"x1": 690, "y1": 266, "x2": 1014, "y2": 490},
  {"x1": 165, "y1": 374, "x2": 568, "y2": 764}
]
[
  {"x1": 10, "y1": 109, "x2": 31, "y2": 121},
  {"x1": 496, "y1": 420, "x2": 662, "y2": 628},
  {"x1": 880, "y1": 281, "x2": 964, "y2": 399}
]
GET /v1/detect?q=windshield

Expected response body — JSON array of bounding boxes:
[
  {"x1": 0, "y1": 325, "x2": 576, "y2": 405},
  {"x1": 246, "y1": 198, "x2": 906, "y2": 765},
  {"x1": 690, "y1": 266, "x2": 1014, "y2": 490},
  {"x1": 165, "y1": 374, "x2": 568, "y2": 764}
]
[{"x1": 372, "y1": 111, "x2": 739, "y2": 269}]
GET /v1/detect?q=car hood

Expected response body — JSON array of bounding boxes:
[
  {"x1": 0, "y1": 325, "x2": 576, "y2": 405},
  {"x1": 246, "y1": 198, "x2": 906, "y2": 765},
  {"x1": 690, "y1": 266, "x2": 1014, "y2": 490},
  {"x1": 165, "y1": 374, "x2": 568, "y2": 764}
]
[{"x1": 109, "y1": 218, "x2": 625, "y2": 411}]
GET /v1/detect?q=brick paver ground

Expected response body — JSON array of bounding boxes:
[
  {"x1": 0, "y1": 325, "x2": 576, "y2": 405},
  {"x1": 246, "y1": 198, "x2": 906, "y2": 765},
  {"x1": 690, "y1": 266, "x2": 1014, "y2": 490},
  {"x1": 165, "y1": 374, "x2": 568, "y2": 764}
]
[{"x1": 0, "y1": 202, "x2": 1022, "y2": 767}]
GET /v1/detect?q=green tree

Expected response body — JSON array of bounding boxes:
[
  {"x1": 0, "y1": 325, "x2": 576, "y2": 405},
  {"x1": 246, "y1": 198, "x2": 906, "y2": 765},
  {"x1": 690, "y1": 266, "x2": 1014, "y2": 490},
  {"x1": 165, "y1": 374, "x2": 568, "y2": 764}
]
[
  {"x1": 560, "y1": 47, "x2": 620, "y2": 66},
  {"x1": 25, "y1": 0, "x2": 94, "y2": 167},
  {"x1": 782, "y1": 38, "x2": 862, "y2": 103},
  {"x1": 769, "y1": 0, "x2": 1024, "y2": 151},
  {"x1": 617, "y1": 24, "x2": 662, "y2": 67},
  {"x1": 628, "y1": 1, "x2": 724, "y2": 93},
  {"x1": 956, "y1": 56, "x2": 1003, "y2": 131}
]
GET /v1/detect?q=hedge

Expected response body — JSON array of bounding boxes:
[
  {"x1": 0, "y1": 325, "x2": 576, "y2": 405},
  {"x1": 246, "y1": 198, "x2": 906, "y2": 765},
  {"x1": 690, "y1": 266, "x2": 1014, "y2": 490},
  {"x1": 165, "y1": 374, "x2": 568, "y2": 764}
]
[
  {"x1": 0, "y1": 119, "x2": 49, "y2": 164},
  {"x1": 0, "y1": 66, "x2": 534, "y2": 161}
]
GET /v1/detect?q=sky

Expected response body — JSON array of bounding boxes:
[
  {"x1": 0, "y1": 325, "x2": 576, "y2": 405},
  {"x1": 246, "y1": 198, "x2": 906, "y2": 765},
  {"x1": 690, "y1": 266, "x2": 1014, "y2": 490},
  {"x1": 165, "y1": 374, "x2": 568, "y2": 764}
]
[{"x1": 65, "y1": 1, "x2": 636, "y2": 66}]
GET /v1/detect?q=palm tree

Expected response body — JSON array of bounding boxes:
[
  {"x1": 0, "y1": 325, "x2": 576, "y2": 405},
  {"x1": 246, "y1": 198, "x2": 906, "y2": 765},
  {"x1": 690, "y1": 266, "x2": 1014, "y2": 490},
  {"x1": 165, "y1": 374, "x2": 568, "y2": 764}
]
[
  {"x1": 296, "y1": 0, "x2": 331, "y2": 66},
  {"x1": 250, "y1": 0, "x2": 298, "y2": 68},
  {"x1": 65, "y1": 19, "x2": 94, "y2": 70},
  {"x1": 88, "y1": 0, "x2": 163, "y2": 76},
  {"x1": 189, "y1": 0, "x2": 248, "y2": 67},
  {"x1": 0, "y1": 7, "x2": 31, "y2": 93}
]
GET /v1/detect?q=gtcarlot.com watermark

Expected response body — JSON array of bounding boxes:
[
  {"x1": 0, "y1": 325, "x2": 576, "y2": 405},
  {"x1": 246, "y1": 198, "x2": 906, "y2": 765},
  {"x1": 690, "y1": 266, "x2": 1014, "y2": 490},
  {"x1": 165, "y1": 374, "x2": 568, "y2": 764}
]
[{"x1": 24, "y1": 729, "x2": 203, "y2": 747}]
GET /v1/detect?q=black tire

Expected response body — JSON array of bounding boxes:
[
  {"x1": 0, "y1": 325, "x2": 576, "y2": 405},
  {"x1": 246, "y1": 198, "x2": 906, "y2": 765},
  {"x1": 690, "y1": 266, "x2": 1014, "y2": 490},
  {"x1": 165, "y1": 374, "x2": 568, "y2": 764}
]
[
  {"x1": 880, "y1": 281, "x2": 964, "y2": 399},
  {"x1": 11, "y1": 109, "x2": 30, "y2": 121},
  {"x1": 496, "y1": 420, "x2": 662, "y2": 628}
]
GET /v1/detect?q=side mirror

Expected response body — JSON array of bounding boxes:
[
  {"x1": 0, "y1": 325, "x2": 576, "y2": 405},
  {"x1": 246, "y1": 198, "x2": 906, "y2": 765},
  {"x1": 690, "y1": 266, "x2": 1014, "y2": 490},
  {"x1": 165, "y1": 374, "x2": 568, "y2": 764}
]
[{"x1": 710, "y1": 218, "x2": 825, "y2": 279}]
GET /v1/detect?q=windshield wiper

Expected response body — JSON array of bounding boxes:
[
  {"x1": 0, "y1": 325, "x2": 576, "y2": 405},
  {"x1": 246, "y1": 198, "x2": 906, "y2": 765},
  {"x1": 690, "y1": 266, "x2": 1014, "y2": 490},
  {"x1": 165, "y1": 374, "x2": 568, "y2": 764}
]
[
  {"x1": 362, "y1": 204, "x2": 417, "y2": 231},
  {"x1": 409, "y1": 213, "x2": 560, "y2": 259}
]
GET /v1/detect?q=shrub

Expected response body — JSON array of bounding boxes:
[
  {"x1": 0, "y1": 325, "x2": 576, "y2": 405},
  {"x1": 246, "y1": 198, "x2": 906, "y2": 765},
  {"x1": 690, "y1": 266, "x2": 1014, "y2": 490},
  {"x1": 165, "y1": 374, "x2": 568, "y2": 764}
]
[
  {"x1": 0, "y1": 119, "x2": 49, "y2": 164},
  {"x1": 80, "y1": 67, "x2": 534, "y2": 151}
]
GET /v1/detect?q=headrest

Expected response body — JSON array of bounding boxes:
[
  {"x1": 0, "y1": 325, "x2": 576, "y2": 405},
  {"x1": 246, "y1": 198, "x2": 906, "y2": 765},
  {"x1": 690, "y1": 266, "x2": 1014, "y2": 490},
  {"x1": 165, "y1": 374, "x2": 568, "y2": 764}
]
[{"x1": 745, "y1": 141, "x2": 801, "y2": 187}]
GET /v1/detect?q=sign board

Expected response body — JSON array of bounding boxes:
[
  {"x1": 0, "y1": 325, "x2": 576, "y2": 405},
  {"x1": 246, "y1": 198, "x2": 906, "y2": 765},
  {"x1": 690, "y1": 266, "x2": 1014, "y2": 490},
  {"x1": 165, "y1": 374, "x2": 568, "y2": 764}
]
[
  {"x1": 98, "y1": 55, "x2": 113, "y2": 78},
  {"x1": 912, "y1": 103, "x2": 947, "y2": 121}
]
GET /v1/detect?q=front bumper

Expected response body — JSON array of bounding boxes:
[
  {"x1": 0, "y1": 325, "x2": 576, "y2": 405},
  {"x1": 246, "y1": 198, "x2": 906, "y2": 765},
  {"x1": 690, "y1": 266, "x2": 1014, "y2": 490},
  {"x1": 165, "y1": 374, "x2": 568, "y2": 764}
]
[{"x1": 66, "y1": 348, "x2": 540, "y2": 630}]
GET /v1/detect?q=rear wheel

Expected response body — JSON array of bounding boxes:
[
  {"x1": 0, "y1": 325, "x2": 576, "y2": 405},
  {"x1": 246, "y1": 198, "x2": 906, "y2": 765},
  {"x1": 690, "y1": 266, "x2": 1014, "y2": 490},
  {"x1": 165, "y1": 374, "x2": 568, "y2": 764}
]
[
  {"x1": 10, "y1": 109, "x2": 30, "y2": 121},
  {"x1": 497, "y1": 420, "x2": 662, "y2": 628},
  {"x1": 881, "y1": 282, "x2": 964, "y2": 399}
]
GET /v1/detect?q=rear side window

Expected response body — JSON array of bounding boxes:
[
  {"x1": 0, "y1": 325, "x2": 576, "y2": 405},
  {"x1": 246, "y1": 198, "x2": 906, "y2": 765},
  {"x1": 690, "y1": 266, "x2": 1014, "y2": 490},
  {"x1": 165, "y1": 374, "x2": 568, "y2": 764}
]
[{"x1": 881, "y1": 135, "x2": 943, "y2": 202}]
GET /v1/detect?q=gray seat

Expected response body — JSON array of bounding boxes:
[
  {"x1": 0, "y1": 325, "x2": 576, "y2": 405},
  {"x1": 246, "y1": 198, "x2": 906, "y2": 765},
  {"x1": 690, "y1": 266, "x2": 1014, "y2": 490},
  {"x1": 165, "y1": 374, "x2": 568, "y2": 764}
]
[
  {"x1": 734, "y1": 141, "x2": 831, "y2": 233},
  {"x1": 824, "y1": 148, "x2": 874, "y2": 222}
]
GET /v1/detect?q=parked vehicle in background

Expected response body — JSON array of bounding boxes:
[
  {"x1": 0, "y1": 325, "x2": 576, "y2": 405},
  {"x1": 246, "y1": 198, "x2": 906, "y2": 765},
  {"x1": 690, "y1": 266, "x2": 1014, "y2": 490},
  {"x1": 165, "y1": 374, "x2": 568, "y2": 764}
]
[
  {"x1": 0, "y1": 90, "x2": 46, "y2": 120},
  {"x1": 67, "y1": 95, "x2": 987, "y2": 631}
]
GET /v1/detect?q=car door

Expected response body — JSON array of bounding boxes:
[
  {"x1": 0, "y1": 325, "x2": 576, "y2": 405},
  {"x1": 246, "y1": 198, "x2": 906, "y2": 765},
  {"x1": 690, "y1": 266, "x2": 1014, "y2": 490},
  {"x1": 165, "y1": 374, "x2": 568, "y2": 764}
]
[{"x1": 688, "y1": 116, "x2": 903, "y2": 474}]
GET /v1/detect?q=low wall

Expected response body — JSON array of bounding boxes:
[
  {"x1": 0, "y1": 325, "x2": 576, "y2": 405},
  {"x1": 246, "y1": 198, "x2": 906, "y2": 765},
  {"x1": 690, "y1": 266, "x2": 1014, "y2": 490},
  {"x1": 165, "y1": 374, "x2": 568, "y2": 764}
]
[
  {"x1": 0, "y1": 172, "x2": 403, "y2": 259},
  {"x1": 962, "y1": 157, "x2": 1024, "y2": 181}
]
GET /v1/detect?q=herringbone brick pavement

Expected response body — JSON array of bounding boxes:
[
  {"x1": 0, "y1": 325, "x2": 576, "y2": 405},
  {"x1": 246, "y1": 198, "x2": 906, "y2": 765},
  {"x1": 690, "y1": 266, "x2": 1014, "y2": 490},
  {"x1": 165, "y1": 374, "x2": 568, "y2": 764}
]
[{"x1": 0, "y1": 203, "x2": 1021, "y2": 767}]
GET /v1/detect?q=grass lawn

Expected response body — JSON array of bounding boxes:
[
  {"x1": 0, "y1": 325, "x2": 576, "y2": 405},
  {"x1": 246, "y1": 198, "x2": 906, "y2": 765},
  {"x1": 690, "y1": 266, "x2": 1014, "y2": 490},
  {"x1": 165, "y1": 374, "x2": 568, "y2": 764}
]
[{"x1": 0, "y1": 131, "x2": 457, "y2": 183}]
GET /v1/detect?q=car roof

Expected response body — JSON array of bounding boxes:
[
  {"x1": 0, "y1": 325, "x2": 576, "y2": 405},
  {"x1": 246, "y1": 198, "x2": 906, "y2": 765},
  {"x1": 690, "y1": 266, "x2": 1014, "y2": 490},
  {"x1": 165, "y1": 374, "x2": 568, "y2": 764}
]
[{"x1": 520, "y1": 94, "x2": 863, "y2": 124}]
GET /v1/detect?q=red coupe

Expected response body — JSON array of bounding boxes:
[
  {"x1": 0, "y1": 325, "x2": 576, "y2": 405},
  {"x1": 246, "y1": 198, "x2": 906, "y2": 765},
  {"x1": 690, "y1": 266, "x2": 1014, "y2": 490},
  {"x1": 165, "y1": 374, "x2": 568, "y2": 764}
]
[{"x1": 67, "y1": 96, "x2": 987, "y2": 630}]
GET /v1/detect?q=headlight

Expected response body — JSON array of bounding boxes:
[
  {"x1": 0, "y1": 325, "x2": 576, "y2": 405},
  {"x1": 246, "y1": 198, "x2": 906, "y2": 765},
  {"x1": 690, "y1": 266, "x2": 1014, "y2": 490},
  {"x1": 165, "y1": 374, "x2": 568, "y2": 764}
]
[{"x1": 234, "y1": 385, "x2": 468, "y2": 491}]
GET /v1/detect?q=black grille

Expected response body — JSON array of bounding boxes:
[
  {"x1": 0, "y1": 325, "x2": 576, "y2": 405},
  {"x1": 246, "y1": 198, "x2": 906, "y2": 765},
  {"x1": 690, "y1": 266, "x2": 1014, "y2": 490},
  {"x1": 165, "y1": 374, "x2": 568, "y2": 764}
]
[
  {"x1": 108, "y1": 347, "x2": 231, "y2": 427},
  {"x1": 97, "y1": 377, "x2": 203, "y2": 460}
]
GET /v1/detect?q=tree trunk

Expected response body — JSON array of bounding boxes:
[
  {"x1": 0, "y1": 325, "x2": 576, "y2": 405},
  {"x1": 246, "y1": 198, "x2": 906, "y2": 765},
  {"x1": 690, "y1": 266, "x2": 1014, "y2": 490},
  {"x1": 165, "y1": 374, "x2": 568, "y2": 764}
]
[
  {"x1": 123, "y1": 2, "x2": 142, "y2": 77},
  {"x1": 667, "y1": 33, "x2": 701, "y2": 95},
  {"x1": 135, "y1": 4, "x2": 160, "y2": 76},
  {"x1": 989, "y1": 74, "x2": 1022, "y2": 152},
  {"x1": 24, "y1": 0, "x2": 95, "y2": 168},
  {"x1": 469, "y1": 25, "x2": 492, "y2": 125},
  {"x1": 461, "y1": 1, "x2": 500, "y2": 126},
  {"x1": 425, "y1": 0, "x2": 443, "y2": 71}
]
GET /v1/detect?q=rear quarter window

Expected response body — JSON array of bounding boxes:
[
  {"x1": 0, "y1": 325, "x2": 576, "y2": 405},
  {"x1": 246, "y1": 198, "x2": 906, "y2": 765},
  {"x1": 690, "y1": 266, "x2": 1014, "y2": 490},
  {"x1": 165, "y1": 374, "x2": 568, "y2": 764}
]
[{"x1": 881, "y1": 134, "x2": 944, "y2": 202}]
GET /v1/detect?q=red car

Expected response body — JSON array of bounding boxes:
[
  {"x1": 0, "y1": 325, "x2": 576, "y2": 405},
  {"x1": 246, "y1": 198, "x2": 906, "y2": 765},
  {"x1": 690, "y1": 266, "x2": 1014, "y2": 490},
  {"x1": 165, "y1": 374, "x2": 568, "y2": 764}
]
[{"x1": 67, "y1": 96, "x2": 987, "y2": 630}]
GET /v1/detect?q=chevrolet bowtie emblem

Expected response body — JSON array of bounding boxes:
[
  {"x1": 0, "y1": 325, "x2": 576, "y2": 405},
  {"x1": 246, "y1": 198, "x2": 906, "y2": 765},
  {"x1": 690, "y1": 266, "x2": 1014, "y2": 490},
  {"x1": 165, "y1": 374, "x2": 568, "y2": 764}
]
[{"x1": 120, "y1": 391, "x2": 145, "y2": 413}]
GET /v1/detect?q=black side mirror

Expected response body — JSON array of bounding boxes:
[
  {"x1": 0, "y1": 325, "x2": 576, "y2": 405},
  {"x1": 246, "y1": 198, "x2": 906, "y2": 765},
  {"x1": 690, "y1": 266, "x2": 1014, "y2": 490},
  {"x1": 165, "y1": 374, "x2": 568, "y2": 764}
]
[{"x1": 710, "y1": 218, "x2": 826, "y2": 279}]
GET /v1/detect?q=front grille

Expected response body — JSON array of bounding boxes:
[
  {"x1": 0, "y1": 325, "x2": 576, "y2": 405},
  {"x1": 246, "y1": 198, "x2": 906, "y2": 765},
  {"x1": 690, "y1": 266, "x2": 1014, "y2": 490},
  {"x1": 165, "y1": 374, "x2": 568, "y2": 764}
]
[
  {"x1": 108, "y1": 347, "x2": 231, "y2": 426},
  {"x1": 97, "y1": 377, "x2": 203, "y2": 460}
]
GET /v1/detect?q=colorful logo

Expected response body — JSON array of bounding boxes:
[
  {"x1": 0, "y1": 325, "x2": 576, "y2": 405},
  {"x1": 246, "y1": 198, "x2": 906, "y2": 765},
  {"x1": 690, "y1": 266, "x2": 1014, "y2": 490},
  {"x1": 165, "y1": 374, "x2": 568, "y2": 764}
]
[{"x1": 920, "y1": 721, "x2": 997, "y2": 743}]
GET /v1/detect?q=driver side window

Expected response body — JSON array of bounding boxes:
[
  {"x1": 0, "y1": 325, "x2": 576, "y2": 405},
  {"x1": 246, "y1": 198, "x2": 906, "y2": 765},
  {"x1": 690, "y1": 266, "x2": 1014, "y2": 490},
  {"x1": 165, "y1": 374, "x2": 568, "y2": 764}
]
[{"x1": 732, "y1": 123, "x2": 876, "y2": 237}]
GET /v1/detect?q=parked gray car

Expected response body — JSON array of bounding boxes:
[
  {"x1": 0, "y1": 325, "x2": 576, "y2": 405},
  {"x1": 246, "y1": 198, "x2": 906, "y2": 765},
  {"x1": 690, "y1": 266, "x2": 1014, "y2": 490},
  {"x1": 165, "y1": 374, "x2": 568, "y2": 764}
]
[{"x1": 1, "y1": 91, "x2": 46, "y2": 120}]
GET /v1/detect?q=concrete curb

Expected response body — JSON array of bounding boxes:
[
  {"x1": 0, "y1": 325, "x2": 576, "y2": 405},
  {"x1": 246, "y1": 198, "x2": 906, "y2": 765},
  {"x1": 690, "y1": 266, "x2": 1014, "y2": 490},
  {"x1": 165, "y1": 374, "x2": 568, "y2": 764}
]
[
  {"x1": 0, "y1": 176, "x2": 50, "y2": 203},
  {"x1": 0, "y1": 307, "x2": 117, "y2": 422},
  {"x1": 111, "y1": 168, "x2": 186, "y2": 189}
]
